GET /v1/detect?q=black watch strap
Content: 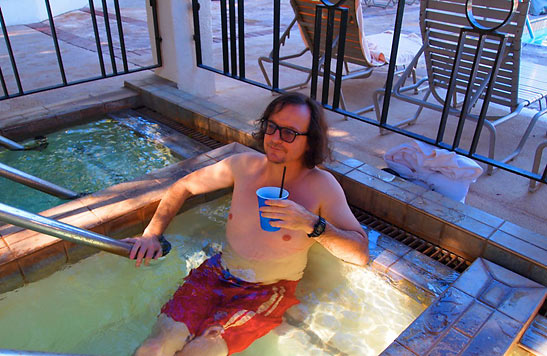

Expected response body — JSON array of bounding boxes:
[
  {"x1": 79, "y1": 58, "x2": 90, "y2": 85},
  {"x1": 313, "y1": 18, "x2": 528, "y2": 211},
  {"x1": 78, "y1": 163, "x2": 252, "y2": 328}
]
[{"x1": 308, "y1": 216, "x2": 326, "y2": 238}]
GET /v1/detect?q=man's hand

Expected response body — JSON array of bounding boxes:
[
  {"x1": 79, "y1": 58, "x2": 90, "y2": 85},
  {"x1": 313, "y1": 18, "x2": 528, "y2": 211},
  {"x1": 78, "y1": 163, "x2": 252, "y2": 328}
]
[
  {"x1": 260, "y1": 199, "x2": 316, "y2": 233},
  {"x1": 122, "y1": 235, "x2": 163, "y2": 267}
]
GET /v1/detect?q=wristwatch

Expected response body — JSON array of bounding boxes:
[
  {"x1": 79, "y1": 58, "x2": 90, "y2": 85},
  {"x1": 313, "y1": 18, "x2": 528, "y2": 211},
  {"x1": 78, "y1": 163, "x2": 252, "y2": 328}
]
[{"x1": 307, "y1": 216, "x2": 326, "y2": 238}]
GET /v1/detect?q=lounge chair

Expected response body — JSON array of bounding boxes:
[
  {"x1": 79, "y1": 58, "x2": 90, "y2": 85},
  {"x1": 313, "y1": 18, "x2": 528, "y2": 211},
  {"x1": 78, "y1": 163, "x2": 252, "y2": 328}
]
[
  {"x1": 373, "y1": 0, "x2": 547, "y2": 174},
  {"x1": 529, "y1": 136, "x2": 547, "y2": 192},
  {"x1": 258, "y1": 0, "x2": 421, "y2": 114}
]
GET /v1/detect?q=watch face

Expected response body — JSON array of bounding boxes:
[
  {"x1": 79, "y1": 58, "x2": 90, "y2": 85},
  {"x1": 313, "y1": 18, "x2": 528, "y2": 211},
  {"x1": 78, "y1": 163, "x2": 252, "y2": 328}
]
[{"x1": 309, "y1": 217, "x2": 326, "y2": 238}]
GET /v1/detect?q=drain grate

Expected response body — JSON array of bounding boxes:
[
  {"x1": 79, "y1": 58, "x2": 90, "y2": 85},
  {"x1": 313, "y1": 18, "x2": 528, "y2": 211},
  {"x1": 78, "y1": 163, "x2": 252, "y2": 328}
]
[
  {"x1": 351, "y1": 206, "x2": 472, "y2": 273},
  {"x1": 136, "y1": 107, "x2": 225, "y2": 150}
]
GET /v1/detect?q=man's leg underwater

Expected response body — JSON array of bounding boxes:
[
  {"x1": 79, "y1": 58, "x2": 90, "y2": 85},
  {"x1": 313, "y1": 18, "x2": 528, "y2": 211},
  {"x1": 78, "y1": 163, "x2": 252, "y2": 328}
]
[
  {"x1": 176, "y1": 325, "x2": 228, "y2": 356},
  {"x1": 135, "y1": 313, "x2": 191, "y2": 356}
]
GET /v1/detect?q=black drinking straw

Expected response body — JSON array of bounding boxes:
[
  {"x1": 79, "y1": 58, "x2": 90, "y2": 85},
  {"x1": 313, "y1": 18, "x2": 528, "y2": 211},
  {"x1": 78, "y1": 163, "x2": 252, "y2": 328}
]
[{"x1": 279, "y1": 166, "x2": 287, "y2": 198}]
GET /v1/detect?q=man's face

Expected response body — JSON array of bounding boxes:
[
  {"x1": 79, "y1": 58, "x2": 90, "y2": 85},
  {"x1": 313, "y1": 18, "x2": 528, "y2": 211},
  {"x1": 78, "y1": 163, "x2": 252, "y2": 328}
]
[{"x1": 263, "y1": 104, "x2": 311, "y2": 165}]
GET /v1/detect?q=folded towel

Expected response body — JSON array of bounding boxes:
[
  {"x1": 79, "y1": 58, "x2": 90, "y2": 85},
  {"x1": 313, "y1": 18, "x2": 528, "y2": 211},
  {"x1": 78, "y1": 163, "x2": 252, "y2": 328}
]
[
  {"x1": 384, "y1": 140, "x2": 483, "y2": 202},
  {"x1": 385, "y1": 140, "x2": 483, "y2": 181},
  {"x1": 366, "y1": 31, "x2": 423, "y2": 67}
]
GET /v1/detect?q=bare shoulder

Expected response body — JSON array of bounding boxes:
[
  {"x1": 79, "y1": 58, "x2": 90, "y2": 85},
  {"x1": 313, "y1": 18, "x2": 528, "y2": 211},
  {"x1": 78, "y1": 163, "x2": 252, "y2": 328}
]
[
  {"x1": 224, "y1": 151, "x2": 265, "y2": 175},
  {"x1": 308, "y1": 167, "x2": 343, "y2": 192}
]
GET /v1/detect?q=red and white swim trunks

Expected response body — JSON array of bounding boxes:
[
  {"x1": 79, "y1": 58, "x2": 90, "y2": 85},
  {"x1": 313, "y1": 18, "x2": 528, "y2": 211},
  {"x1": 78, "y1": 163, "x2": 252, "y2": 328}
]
[{"x1": 160, "y1": 253, "x2": 300, "y2": 354}]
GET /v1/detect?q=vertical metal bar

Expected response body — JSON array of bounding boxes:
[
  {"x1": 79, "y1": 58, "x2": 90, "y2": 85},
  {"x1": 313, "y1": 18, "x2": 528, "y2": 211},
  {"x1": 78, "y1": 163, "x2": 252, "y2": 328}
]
[
  {"x1": 332, "y1": 8, "x2": 348, "y2": 110},
  {"x1": 113, "y1": 0, "x2": 128, "y2": 73},
  {"x1": 452, "y1": 32, "x2": 486, "y2": 150},
  {"x1": 321, "y1": 7, "x2": 335, "y2": 105},
  {"x1": 101, "y1": 0, "x2": 118, "y2": 75},
  {"x1": 469, "y1": 35, "x2": 508, "y2": 155},
  {"x1": 228, "y1": 0, "x2": 237, "y2": 76},
  {"x1": 379, "y1": 0, "x2": 406, "y2": 126},
  {"x1": 238, "y1": 0, "x2": 245, "y2": 78},
  {"x1": 0, "y1": 8, "x2": 23, "y2": 94},
  {"x1": 192, "y1": 0, "x2": 203, "y2": 66},
  {"x1": 88, "y1": 0, "x2": 106, "y2": 77},
  {"x1": 45, "y1": 0, "x2": 67, "y2": 85},
  {"x1": 150, "y1": 0, "x2": 162, "y2": 66},
  {"x1": 310, "y1": 5, "x2": 323, "y2": 100},
  {"x1": 220, "y1": 0, "x2": 230, "y2": 73},
  {"x1": 436, "y1": 28, "x2": 467, "y2": 144},
  {"x1": 0, "y1": 67, "x2": 8, "y2": 97},
  {"x1": 273, "y1": 0, "x2": 281, "y2": 89}
]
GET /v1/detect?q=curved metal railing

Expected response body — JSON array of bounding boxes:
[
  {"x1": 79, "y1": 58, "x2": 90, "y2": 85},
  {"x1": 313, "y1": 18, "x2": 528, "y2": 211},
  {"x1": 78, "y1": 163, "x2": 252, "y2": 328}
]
[{"x1": 0, "y1": 202, "x2": 171, "y2": 258}]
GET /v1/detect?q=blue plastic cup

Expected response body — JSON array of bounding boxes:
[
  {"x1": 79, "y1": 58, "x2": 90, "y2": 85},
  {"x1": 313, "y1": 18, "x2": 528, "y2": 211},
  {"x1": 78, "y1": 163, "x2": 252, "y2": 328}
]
[{"x1": 256, "y1": 187, "x2": 289, "y2": 232}]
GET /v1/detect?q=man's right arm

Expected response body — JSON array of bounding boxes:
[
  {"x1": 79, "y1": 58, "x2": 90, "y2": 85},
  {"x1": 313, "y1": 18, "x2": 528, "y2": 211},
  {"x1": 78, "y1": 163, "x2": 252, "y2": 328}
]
[{"x1": 126, "y1": 155, "x2": 236, "y2": 266}]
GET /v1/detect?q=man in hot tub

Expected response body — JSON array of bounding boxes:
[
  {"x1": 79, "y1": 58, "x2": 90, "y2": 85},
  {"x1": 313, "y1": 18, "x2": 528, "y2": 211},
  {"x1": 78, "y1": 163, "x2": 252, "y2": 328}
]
[{"x1": 127, "y1": 92, "x2": 369, "y2": 356}]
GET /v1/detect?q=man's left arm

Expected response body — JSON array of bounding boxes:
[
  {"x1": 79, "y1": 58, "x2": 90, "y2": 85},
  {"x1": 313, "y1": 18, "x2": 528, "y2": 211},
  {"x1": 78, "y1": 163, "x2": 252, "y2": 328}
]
[{"x1": 310, "y1": 174, "x2": 369, "y2": 266}]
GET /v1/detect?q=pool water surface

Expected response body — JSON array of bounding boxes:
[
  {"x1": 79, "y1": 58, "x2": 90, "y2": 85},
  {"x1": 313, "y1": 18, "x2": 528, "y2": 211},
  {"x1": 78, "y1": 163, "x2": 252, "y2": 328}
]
[
  {"x1": 0, "y1": 117, "x2": 179, "y2": 213},
  {"x1": 0, "y1": 195, "x2": 427, "y2": 355}
]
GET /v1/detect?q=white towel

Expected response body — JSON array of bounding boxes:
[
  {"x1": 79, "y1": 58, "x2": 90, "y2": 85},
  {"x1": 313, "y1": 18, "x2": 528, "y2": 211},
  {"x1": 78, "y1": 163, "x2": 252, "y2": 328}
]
[
  {"x1": 384, "y1": 140, "x2": 483, "y2": 202},
  {"x1": 366, "y1": 31, "x2": 423, "y2": 67}
]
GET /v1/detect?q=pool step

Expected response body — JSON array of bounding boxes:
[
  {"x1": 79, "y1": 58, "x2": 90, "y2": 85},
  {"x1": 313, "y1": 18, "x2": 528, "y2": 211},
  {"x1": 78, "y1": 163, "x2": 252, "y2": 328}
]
[
  {"x1": 520, "y1": 315, "x2": 547, "y2": 356},
  {"x1": 381, "y1": 258, "x2": 547, "y2": 356},
  {"x1": 107, "y1": 109, "x2": 214, "y2": 160},
  {"x1": 135, "y1": 107, "x2": 225, "y2": 150}
]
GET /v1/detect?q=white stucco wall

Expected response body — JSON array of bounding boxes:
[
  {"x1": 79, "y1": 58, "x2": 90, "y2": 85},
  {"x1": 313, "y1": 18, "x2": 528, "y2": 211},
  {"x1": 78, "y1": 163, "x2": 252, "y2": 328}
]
[
  {"x1": 146, "y1": 0, "x2": 215, "y2": 97},
  {"x1": 0, "y1": 0, "x2": 87, "y2": 26}
]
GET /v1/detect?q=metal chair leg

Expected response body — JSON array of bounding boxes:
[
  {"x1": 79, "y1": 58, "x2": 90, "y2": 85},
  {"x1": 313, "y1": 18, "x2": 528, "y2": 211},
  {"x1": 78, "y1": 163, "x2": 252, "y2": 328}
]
[{"x1": 529, "y1": 140, "x2": 547, "y2": 192}]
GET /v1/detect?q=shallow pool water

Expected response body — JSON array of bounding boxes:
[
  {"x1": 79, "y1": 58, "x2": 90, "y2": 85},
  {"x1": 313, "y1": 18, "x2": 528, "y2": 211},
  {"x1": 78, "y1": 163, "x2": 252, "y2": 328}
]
[
  {"x1": 0, "y1": 195, "x2": 427, "y2": 355},
  {"x1": 0, "y1": 118, "x2": 179, "y2": 213}
]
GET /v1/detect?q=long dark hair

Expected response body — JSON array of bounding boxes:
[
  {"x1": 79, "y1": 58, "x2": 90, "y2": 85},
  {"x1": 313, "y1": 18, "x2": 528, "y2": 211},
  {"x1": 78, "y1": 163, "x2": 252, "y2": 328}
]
[{"x1": 254, "y1": 92, "x2": 332, "y2": 169}]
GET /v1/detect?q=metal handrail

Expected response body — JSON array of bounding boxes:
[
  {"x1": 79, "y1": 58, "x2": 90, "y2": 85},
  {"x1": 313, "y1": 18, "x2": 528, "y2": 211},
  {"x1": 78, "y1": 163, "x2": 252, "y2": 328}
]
[
  {"x1": 0, "y1": 162, "x2": 79, "y2": 200},
  {"x1": 0, "y1": 134, "x2": 24, "y2": 150},
  {"x1": 0, "y1": 0, "x2": 162, "y2": 101},
  {"x1": 0, "y1": 203, "x2": 171, "y2": 258}
]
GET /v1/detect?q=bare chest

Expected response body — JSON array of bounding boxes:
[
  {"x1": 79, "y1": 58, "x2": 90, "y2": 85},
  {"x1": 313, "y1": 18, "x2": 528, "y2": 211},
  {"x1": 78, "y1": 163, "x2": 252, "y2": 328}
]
[{"x1": 224, "y1": 173, "x2": 319, "y2": 260}]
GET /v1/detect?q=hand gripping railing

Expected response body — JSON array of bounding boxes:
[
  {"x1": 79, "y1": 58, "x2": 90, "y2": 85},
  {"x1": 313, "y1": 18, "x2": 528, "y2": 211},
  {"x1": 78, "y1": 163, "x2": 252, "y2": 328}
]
[{"x1": 0, "y1": 202, "x2": 171, "y2": 258}]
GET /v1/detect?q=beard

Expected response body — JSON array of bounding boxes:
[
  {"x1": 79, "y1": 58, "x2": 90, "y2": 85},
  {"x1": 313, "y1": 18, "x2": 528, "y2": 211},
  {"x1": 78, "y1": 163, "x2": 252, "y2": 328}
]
[{"x1": 265, "y1": 143, "x2": 287, "y2": 163}]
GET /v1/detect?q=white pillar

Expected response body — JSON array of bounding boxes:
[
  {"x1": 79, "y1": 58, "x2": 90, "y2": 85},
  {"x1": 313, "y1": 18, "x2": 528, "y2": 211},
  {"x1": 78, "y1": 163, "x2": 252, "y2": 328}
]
[{"x1": 146, "y1": 0, "x2": 215, "y2": 97}]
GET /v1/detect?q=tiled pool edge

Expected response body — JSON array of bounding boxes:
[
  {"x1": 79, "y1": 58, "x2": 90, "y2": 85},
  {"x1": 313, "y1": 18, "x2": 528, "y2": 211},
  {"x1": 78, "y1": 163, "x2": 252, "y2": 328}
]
[
  {"x1": 0, "y1": 75, "x2": 544, "y2": 354},
  {"x1": 124, "y1": 75, "x2": 547, "y2": 288},
  {"x1": 124, "y1": 76, "x2": 547, "y2": 354},
  {"x1": 381, "y1": 258, "x2": 546, "y2": 355},
  {"x1": 0, "y1": 142, "x2": 457, "y2": 304},
  {"x1": 0, "y1": 88, "x2": 141, "y2": 141},
  {"x1": 0, "y1": 142, "x2": 545, "y2": 356},
  {"x1": 0, "y1": 145, "x2": 234, "y2": 292}
]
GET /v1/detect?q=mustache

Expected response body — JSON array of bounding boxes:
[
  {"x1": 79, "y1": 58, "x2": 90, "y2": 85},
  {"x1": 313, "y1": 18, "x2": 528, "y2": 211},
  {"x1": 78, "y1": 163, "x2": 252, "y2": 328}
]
[{"x1": 268, "y1": 143, "x2": 286, "y2": 151}]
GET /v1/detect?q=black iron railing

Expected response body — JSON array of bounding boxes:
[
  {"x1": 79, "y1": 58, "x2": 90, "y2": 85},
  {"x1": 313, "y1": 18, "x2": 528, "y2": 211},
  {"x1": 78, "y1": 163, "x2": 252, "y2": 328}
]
[
  {"x1": 191, "y1": 0, "x2": 546, "y2": 185},
  {"x1": 0, "y1": 0, "x2": 161, "y2": 100}
]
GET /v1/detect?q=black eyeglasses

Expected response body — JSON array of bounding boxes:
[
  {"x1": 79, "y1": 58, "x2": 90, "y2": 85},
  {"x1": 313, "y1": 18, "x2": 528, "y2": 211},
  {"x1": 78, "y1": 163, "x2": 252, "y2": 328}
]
[{"x1": 263, "y1": 120, "x2": 308, "y2": 143}]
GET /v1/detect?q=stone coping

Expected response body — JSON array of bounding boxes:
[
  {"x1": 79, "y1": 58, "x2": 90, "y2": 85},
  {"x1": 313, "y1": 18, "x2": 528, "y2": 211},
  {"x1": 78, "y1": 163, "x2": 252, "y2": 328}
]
[
  {"x1": 1, "y1": 96, "x2": 545, "y2": 354},
  {"x1": 0, "y1": 143, "x2": 236, "y2": 293},
  {"x1": 1, "y1": 141, "x2": 544, "y2": 356},
  {"x1": 0, "y1": 142, "x2": 456, "y2": 303},
  {"x1": 0, "y1": 88, "x2": 141, "y2": 141},
  {"x1": 124, "y1": 74, "x2": 547, "y2": 287},
  {"x1": 382, "y1": 258, "x2": 546, "y2": 355}
]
